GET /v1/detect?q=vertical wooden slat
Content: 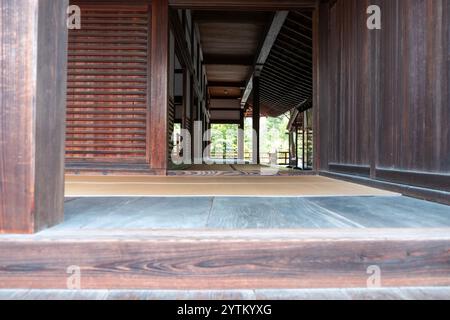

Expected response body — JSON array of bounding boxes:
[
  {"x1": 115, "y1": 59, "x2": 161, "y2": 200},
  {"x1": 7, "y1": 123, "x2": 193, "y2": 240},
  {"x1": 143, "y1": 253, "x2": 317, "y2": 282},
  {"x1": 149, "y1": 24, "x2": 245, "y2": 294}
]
[{"x1": 0, "y1": 0, "x2": 68, "y2": 233}]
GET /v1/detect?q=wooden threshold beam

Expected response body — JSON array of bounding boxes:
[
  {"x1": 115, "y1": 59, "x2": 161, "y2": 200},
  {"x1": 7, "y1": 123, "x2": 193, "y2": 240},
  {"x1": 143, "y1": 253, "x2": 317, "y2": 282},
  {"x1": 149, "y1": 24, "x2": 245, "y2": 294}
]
[{"x1": 1, "y1": 229, "x2": 449, "y2": 289}]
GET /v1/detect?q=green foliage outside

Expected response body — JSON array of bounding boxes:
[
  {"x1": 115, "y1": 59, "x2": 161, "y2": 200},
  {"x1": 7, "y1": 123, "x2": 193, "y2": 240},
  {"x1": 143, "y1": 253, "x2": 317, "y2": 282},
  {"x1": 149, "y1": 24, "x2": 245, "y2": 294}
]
[{"x1": 211, "y1": 113, "x2": 290, "y2": 157}]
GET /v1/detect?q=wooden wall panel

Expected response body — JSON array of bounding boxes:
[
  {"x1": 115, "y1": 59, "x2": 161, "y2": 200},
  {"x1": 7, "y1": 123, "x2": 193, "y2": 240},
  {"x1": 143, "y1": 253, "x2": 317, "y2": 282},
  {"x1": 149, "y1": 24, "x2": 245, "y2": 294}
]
[
  {"x1": 0, "y1": 0, "x2": 68, "y2": 233},
  {"x1": 66, "y1": 2, "x2": 150, "y2": 163},
  {"x1": 317, "y1": 0, "x2": 450, "y2": 201},
  {"x1": 327, "y1": 0, "x2": 372, "y2": 168},
  {"x1": 378, "y1": 0, "x2": 449, "y2": 174}
]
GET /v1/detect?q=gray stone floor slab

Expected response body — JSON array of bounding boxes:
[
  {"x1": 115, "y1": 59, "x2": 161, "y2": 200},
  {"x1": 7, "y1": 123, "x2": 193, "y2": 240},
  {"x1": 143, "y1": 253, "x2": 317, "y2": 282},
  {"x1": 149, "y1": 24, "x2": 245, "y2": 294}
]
[{"x1": 59, "y1": 196, "x2": 450, "y2": 230}]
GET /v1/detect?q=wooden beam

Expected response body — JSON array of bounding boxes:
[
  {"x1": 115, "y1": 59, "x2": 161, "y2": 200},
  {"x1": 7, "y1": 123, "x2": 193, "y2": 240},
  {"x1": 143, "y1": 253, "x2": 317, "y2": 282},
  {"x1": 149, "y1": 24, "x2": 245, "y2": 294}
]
[
  {"x1": 1, "y1": 229, "x2": 450, "y2": 289},
  {"x1": 320, "y1": 171, "x2": 450, "y2": 207},
  {"x1": 193, "y1": 11, "x2": 270, "y2": 23},
  {"x1": 0, "y1": 0, "x2": 68, "y2": 234},
  {"x1": 203, "y1": 54, "x2": 254, "y2": 66},
  {"x1": 241, "y1": 11, "x2": 289, "y2": 108},
  {"x1": 208, "y1": 81, "x2": 246, "y2": 88},
  {"x1": 149, "y1": 0, "x2": 169, "y2": 173},
  {"x1": 287, "y1": 108, "x2": 300, "y2": 132},
  {"x1": 170, "y1": 0, "x2": 317, "y2": 10}
]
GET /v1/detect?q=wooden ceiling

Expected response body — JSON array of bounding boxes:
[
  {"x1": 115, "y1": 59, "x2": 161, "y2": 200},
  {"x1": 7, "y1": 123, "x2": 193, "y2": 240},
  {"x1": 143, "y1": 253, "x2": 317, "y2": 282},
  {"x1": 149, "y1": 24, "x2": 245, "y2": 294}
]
[
  {"x1": 256, "y1": 10, "x2": 313, "y2": 117},
  {"x1": 196, "y1": 9, "x2": 313, "y2": 118},
  {"x1": 195, "y1": 11, "x2": 271, "y2": 111}
]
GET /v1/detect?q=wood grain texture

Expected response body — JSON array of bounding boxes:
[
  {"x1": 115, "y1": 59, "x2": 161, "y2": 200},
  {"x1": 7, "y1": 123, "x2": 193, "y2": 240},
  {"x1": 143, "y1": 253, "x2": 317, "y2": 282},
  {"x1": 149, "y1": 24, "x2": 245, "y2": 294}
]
[
  {"x1": 0, "y1": 229, "x2": 449, "y2": 289},
  {"x1": 317, "y1": 0, "x2": 450, "y2": 202},
  {"x1": 169, "y1": 0, "x2": 317, "y2": 10},
  {"x1": 1, "y1": 287, "x2": 450, "y2": 300},
  {"x1": 0, "y1": 0, "x2": 68, "y2": 233},
  {"x1": 149, "y1": 0, "x2": 169, "y2": 172},
  {"x1": 66, "y1": 2, "x2": 150, "y2": 163}
]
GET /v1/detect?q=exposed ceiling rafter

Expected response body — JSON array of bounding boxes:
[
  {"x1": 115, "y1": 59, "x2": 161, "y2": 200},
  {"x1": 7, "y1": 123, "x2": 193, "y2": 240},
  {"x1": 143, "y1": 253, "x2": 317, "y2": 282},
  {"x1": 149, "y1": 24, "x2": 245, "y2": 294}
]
[{"x1": 241, "y1": 11, "x2": 289, "y2": 109}]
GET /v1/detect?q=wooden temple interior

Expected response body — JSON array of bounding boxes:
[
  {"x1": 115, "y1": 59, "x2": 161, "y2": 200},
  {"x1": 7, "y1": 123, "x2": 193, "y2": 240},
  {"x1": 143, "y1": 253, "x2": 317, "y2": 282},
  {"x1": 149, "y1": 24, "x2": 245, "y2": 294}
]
[{"x1": 0, "y1": 0, "x2": 449, "y2": 294}]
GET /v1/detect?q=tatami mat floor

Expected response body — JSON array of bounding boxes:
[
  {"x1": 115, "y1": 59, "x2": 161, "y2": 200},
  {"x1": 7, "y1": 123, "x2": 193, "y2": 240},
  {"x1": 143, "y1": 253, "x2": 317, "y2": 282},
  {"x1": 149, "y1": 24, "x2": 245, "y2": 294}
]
[{"x1": 65, "y1": 175, "x2": 398, "y2": 197}]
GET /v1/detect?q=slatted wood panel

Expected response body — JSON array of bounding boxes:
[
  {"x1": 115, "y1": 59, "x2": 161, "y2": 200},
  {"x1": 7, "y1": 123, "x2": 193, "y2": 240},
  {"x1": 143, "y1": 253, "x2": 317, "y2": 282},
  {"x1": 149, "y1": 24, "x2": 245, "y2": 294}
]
[
  {"x1": 259, "y1": 10, "x2": 313, "y2": 117},
  {"x1": 167, "y1": 96, "x2": 176, "y2": 163},
  {"x1": 66, "y1": 3, "x2": 150, "y2": 163}
]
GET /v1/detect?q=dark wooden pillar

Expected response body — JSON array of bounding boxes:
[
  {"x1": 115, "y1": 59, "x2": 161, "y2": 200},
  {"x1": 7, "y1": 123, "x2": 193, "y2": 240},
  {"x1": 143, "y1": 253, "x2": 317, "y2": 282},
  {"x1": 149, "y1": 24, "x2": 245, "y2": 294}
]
[
  {"x1": 238, "y1": 109, "x2": 245, "y2": 162},
  {"x1": 0, "y1": 0, "x2": 68, "y2": 234},
  {"x1": 302, "y1": 113, "x2": 306, "y2": 170},
  {"x1": 295, "y1": 125, "x2": 299, "y2": 168},
  {"x1": 150, "y1": 0, "x2": 169, "y2": 174},
  {"x1": 252, "y1": 71, "x2": 261, "y2": 164}
]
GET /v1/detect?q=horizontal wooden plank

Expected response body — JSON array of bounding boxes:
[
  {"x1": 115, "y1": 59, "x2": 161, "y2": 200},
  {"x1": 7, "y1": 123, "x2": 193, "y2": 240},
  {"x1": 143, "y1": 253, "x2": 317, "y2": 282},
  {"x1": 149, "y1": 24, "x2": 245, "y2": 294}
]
[
  {"x1": 376, "y1": 169, "x2": 450, "y2": 192},
  {"x1": 66, "y1": 97, "x2": 146, "y2": 102},
  {"x1": 68, "y1": 57, "x2": 147, "y2": 63},
  {"x1": 66, "y1": 130, "x2": 146, "y2": 135},
  {"x1": 329, "y1": 163, "x2": 371, "y2": 177},
  {"x1": 66, "y1": 118, "x2": 146, "y2": 122},
  {"x1": 0, "y1": 229, "x2": 449, "y2": 289},
  {"x1": 67, "y1": 110, "x2": 147, "y2": 115},
  {"x1": 320, "y1": 171, "x2": 450, "y2": 206},
  {"x1": 66, "y1": 150, "x2": 145, "y2": 155},
  {"x1": 67, "y1": 138, "x2": 146, "y2": 143},
  {"x1": 169, "y1": 0, "x2": 317, "y2": 10}
]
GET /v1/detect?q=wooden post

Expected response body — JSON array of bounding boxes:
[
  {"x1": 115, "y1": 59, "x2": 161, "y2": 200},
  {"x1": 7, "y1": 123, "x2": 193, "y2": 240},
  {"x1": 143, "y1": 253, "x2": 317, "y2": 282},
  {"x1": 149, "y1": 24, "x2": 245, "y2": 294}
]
[
  {"x1": 252, "y1": 71, "x2": 261, "y2": 164},
  {"x1": 150, "y1": 0, "x2": 169, "y2": 174},
  {"x1": 302, "y1": 113, "x2": 306, "y2": 170},
  {"x1": 294, "y1": 125, "x2": 299, "y2": 168},
  {"x1": 0, "y1": 0, "x2": 68, "y2": 234},
  {"x1": 238, "y1": 109, "x2": 245, "y2": 163},
  {"x1": 288, "y1": 130, "x2": 293, "y2": 167}
]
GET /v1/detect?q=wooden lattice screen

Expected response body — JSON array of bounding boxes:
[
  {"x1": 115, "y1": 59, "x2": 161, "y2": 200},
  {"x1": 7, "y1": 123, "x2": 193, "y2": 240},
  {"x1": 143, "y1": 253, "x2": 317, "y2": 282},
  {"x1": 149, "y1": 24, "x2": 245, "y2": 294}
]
[{"x1": 66, "y1": 3, "x2": 150, "y2": 163}]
